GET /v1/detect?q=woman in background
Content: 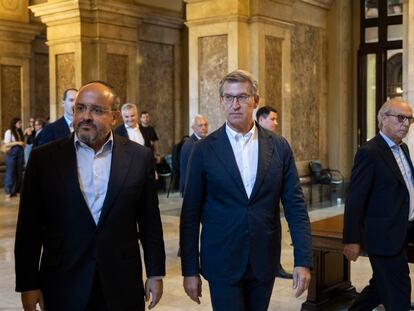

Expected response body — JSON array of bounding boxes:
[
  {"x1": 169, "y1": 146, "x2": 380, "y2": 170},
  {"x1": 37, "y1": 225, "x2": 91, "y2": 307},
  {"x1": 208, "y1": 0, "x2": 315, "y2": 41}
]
[
  {"x1": 3, "y1": 117, "x2": 25, "y2": 200},
  {"x1": 23, "y1": 117, "x2": 35, "y2": 165}
]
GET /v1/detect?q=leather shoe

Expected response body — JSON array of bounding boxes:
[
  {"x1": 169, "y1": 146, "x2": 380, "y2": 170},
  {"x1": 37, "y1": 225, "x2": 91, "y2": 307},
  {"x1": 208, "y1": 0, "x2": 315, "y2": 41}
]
[{"x1": 276, "y1": 265, "x2": 293, "y2": 279}]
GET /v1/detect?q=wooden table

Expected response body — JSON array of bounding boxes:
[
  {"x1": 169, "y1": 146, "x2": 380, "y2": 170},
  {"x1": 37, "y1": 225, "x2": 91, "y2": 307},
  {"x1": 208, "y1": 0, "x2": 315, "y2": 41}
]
[{"x1": 301, "y1": 214, "x2": 356, "y2": 310}]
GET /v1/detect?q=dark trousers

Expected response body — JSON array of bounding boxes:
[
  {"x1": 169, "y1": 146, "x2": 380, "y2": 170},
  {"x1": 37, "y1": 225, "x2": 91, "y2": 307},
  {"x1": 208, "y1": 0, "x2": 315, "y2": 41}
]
[
  {"x1": 208, "y1": 263, "x2": 275, "y2": 311},
  {"x1": 4, "y1": 146, "x2": 24, "y2": 195}
]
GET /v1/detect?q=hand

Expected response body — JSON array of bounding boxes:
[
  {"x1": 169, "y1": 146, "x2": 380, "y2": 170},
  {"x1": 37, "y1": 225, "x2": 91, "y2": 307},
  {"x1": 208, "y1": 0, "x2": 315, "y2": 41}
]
[
  {"x1": 292, "y1": 266, "x2": 311, "y2": 298},
  {"x1": 21, "y1": 290, "x2": 45, "y2": 311},
  {"x1": 145, "y1": 278, "x2": 163, "y2": 309},
  {"x1": 183, "y1": 275, "x2": 202, "y2": 304},
  {"x1": 343, "y1": 243, "x2": 361, "y2": 261}
]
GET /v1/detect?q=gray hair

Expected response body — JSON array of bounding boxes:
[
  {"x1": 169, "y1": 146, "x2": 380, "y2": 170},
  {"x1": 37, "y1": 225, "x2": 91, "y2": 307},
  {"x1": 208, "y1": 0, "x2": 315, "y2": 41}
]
[
  {"x1": 121, "y1": 103, "x2": 137, "y2": 113},
  {"x1": 377, "y1": 97, "x2": 408, "y2": 129},
  {"x1": 218, "y1": 69, "x2": 259, "y2": 97},
  {"x1": 191, "y1": 114, "x2": 207, "y2": 126}
]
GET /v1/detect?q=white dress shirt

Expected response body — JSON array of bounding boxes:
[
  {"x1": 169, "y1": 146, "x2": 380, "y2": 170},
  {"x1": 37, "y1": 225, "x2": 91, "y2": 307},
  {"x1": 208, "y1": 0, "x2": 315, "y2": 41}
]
[
  {"x1": 125, "y1": 124, "x2": 145, "y2": 146},
  {"x1": 64, "y1": 115, "x2": 74, "y2": 133},
  {"x1": 225, "y1": 122, "x2": 258, "y2": 198},
  {"x1": 75, "y1": 133, "x2": 113, "y2": 224}
]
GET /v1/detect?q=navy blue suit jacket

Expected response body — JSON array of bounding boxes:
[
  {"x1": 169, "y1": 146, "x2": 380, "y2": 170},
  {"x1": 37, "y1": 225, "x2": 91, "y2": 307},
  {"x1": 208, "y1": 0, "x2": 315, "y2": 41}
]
[
  {"x1": 37, "y1": 117, "x2": 71, "y2": 146},
  {"x1": 343, "y1": 134, "x2": 414, "y2": 256},
  {"x1": 179, "y1": 133, "x2": 199, "y2": 193},
  {"x1": 15, "y1": 134, "x2": 165, "y2": 310},
  {"x1": 180, "y1": 124, "x2": 312, "y2": 284}
]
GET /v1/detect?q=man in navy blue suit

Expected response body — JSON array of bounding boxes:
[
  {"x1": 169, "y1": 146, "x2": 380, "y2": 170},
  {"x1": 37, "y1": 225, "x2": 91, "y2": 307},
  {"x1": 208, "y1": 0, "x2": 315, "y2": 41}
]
[
  {"x1": 344, "y1": 98, "x2": 414, "y2": 310},
  {"x1": 180, "y1": 69, "x2": 312, "y2": 311},
  {"x1": 179, "y1": 114, "x2": 208, "y2": 193},
  {"x1": 37, "y1": 88, "x2": 77, "y2": 146}
]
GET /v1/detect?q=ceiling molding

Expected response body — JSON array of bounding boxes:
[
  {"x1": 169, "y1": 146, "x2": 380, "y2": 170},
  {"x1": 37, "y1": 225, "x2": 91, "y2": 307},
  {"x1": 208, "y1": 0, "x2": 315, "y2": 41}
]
[{"x1": 301, "y1": 0, "x2": 334, "y2": 9}]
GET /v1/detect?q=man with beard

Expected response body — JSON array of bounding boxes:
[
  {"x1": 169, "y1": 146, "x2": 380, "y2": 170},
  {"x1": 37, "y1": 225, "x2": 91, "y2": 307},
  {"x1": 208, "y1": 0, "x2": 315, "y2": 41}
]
[{"x1": 14, "y1": 81, "x2": 166, "y2": 311}]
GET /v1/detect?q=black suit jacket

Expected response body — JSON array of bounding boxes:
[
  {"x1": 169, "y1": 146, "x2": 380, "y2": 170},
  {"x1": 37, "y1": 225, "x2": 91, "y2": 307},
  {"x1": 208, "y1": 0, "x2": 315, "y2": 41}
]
[
  {"x1": 180, "y1": 124, "x2": 312, "y2": 284},
  {"x1": 343, "y1": 134, "x2": 414, "y2": 256},
  {"x1": 113, "y1": 124, "x2": 151, "y2": 148},
  {"x1": 179, "y1": 133, "x2": 198, "y2": 193},
  {"x1": 15, "y1": 134, "x2": 165, "y2": 311},
  {"x1": 37, "y1": 117, "x2": 71, "y2": 146}
]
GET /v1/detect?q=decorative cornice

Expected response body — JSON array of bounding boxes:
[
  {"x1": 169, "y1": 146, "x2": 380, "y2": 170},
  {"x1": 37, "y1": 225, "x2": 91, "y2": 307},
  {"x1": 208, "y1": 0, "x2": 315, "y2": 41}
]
[
  {"x1": 301, "y1": 0, "x2": 334, "y2": 9},
  {"x1": 0, "y1": 20, "x2": 41, "y2": 43}
]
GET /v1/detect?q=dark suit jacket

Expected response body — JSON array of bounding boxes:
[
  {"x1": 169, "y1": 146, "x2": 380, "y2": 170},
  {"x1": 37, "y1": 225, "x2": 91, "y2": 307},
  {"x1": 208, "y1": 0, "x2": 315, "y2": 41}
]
[
  {"x1": 343, "y1": 134, "x2": 414, "y2": 256},
  {"x1": 36, "y1": 116, "x2": 71, "y2": 146},
  {"x1": 180, "y1": 124, "x2": 312, "y2": 284},
  {"x1": 113, "y1": 123, "x2": 151, "y2": 148},
  {"x1": 15, "y1": 134, "x2": 165, "y2": 311},
  {"x1": 179, "y1": 133, "x2": 199, "y2": 193}
]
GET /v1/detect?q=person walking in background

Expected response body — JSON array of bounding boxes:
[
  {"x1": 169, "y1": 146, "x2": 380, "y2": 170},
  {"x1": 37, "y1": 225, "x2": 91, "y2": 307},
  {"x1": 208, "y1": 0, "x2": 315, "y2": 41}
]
[
  {"x1": 344, "y1": 98, "x2": 414, "y2": 310},
  {"x1": 180, "y1": 70, "x2": 312, "y2": 311},
  {"x1": 3, "y1": 117, "x2": 25, "y2": 201},
  {"x1": 179, "y1": 114, "x2": 208, "y2": 194},
  {"x1": 32, "y1": 118, "x2": 46, "y2": 148},
  {"x1": 256, "y1": 105, "x2": 293, "y2": 280},
  {"x1": 23, "y1": 117, "x2": 35, "y2": 164},
  {"x1": 36, "y1": 88, "x2": 77, "y2": 146}
]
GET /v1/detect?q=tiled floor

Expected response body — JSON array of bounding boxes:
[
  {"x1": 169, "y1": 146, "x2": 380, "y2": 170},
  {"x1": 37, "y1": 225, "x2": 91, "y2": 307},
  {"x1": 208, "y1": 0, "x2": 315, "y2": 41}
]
[{"x1": 0, "y1": 191, "x2": 408, "y2": 310}]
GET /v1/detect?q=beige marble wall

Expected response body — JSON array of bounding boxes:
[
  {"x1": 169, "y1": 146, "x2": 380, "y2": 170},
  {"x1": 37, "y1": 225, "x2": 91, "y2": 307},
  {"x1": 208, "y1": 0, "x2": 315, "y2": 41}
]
[
  {"x1": 55, "y1": 53, "x2": 75, "y2": 117},
  {"x1": 291, "y1": 23, "x2": 326, "y2": 162},
  {"x1": 198, "y1": 35, "x2": 228, "y2": 132},
  {"x1": 0, "y1": 0, "x2": 29, "y2": 23},
  {"x1": 107, "y1": 53, "x2": 128, "y2": 105},
  {"x1": 138, "y1": 40, "x2": 174, "y2": 154},
  {"x1": 264, "y1": 35, "x2": 283, "y2": 135},
  {"x1": 1, "y1": 65, "x2": 21, "y2": 134},
  {"x1": 33, "y1": 52, "x2": 49, "y2": 120}
]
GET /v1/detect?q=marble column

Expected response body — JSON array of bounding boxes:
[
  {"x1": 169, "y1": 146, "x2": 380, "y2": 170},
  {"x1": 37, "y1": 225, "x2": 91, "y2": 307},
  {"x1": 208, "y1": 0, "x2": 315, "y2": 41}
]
[
  {"x1": 29, "y1": 0, "x2": 144, "y2": 121},
  {"x1": 0, "y1": 1, "x2": 41, "y2": 135}
]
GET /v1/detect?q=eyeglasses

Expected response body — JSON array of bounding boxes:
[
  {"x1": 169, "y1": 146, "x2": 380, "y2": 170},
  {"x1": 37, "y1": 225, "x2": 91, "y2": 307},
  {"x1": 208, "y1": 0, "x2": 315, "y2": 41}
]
[
  {"x1": 74, "y1": 103, "x2": 112, "y2": 116},
  {"x1": 221, "y1": 94, "x2": 253, "y2": 106},
  {"x1": 385, "y1": 113, "x2": 414, "y2": 124}
]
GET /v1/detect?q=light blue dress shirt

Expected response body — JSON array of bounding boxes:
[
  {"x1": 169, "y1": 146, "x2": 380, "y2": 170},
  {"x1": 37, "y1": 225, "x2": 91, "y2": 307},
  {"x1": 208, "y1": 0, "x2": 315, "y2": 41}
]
[{"x1": 74, "y1": 133, "x2": 113, "y2": 224}]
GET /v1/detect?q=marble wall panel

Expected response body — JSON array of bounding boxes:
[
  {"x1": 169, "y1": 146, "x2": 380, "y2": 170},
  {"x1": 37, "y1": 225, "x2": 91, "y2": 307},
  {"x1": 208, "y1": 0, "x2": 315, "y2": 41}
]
[
  {"x1": 34, "y1": 53, "x2": 49, "y2": 120},
  {"x1": 107, "y1": 53, "x2": 128, "y2": 106},
  {"x1": 265, "y1": 36, "x2": 282, "y2": 135},
  {"x1": 198, "y1": 35, "x2": 228, "y2": 132},
  {"x1": 291, "y1": 23, "x2": 326, "y2": 161},
  {"x1": 56, "y1": 53, "x2": 75, "y2": 117},
  {"x1": 138, "y1": 41, "x2": 174, "y2": 155},
  {"x1": 1, "y1": 65, "x2": 21, "y2": 134}
]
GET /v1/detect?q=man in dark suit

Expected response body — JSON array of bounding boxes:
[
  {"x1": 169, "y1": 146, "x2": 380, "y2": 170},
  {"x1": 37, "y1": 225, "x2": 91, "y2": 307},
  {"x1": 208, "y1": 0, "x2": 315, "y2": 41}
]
[
  {"x1": 343, "y1": 98, "x2": 414, "y2": 310},
  {"x1": 37, "y1": 88, "x2": 77, "y2": 146},
  {"x1": 180, "y1": 70, "x2": 312, "y2": 311},
  {"x1": 179, "y1": 114, "x2": 208, "y2": 193},
  {"x1": 15, "y1": 81, "x2": 165, "y2": 311},
  {"x1": 256, "y1": 105, "x2": 293, "y2": 280}
]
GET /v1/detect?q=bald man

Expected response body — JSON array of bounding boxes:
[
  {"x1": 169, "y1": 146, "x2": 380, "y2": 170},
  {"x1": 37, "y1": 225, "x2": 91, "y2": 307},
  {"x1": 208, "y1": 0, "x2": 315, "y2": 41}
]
[
  {"x1": 179, "y1": 114, "x2": 208, "y2": 193},
  {"x1": 15, "y1": 81, "x2": 165, "y2": 311}
]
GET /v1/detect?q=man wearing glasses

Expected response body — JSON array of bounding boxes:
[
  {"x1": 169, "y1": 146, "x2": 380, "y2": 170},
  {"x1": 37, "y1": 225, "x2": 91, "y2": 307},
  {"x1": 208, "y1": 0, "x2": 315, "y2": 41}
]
[
  {"x1": 344, "y1": 98, "x2": 414, "y2": 310},
  {"x1": 15, "y1": 81, "x2": 165, "y2": 311},
  {"x1": 180, "y1": 69, "x2": 312, "y2": 311}
]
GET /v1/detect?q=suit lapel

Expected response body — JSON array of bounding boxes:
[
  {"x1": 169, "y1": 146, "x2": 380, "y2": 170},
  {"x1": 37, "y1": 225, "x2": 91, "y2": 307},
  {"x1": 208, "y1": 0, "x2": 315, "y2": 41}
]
[
  {"x1": 375, "y1": 135, "x2": 406, "y2": 185},
  {"x1": 249, "y1": 126, "x2": 274, "y2": 201},
  {"x1": 401, "y1": 142, "x2": 414, "y2": 174},
  {"x1": 54, "y1": 136, "x2": 96, "y2": 226},
  {"x1": 210, "y1": 125, "x2": 247, "y2": 199},
  {"x1": 97, "y1": 136, "x2": 132, "y2": 227}
]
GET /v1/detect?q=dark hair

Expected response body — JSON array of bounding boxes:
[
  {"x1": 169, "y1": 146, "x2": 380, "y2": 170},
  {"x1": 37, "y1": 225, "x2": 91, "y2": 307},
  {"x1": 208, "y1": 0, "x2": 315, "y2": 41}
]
[
  {"x1": 63, "y1": 88, "x2": 78, "y2": 100},
  {"x1": 9, "y1": 117, "x2": 23, "y2": 142},
  {"x1": 256, "y1": 106, "x2": 278, "y2": 121},
  {"x1": 140, "y1": 111, "x2": 149, "y2": 116},
  {"x1": 35, "y1": 118, "x2": 46, "y2": 128},
  {"x1": 84, "y1": 80, "x2": 120, "y2": 110}
]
